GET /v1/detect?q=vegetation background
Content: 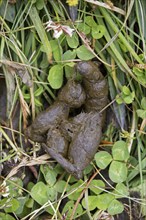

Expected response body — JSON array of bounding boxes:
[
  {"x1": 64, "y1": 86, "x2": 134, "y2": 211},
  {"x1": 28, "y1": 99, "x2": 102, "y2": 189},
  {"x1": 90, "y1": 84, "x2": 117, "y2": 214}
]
[{"x1": 0, "y1": 0, "x2": 146, "y2": 219}]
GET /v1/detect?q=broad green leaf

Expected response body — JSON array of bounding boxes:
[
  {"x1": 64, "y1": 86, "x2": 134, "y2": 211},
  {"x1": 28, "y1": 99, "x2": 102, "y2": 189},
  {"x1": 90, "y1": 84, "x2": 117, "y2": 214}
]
[
  {"x1": 82, "y1": 196, "x2": 97, "y2": 211},
  {"x1": 94, "y1": 151, "x2": 112, "y2": 169},
  {"x1": 62, "y1": 50, "x2": 76, "y2": 60},
  {"x1": 116, "y1": 95, "x2": 123, "y2": 104},
  {"x1": 96, "y1": 193, "x2": 114, "y2": 210},
  {"x1": 137, "y1": 73, "x2": 146, "y2": 84},
  {"x1": 68, "y1": 180, "x2": 85, "y2": 200},
  {"x1": 40, "y1": 164, "x2": 57, "y2": 186},
  {"x1": 112, "y1": 141, "x2": 130, "y2": 161},
  {"x1": 89, "y1": 180, "x2": 105, "y2": 195},
  {"x1": 108, "y1": 199, "x2": 124, "y2": 215},
  {"x1": 123, "y1": 91, "x2": 135, "y2": 104},
  {"x1": 48, "y1": 64, "x2": 63, "y2": 89},
  {"x1": 92, "y1": 25, "x2": 105, "y2": 39},
  {"x1": 85, "y1": 16, "x2": 97, "y2": 27},
  {"x1": 77, "y1": 23, "x2": 91, "y2": 34},
  {"x1": 76, "y1": 45, "x2": 95, "y2": 60},
  {"x1": 136, "y1": 109, "x2": 146, "y2": 119},
  {"x1": 25, "y1": 198, "x2": 34, "y2": 208},
  {"x1": 54, "y1": 164, "x2": 64, "y2": 174},
  {"x1": 109, "y1": 161, "x2": 127, "y2": 183},
  {"x1": 8, "y1": 177, "x2": 23, "y2": 197},
  {"x1": 55, "y1": 180, "x2": 70, "y2": 193},
  {"x1": 46, "y1": 186, "x2": 57, "y2": 201},
  {"x1": 27, "y1": 182, "x2": 35, "y2": 191},
  {"x1": 66, "y1": 32, "x2": 79, "y2": 48},
  {"x1": 29, "y1": 6, "x2": 52, "y2": 62},
  {"x1": 133, "y1": 67, "x2": 143, "y2": 76},
  {"x1": 0, "y1": 1, "x2": 16, "y2": 22},
  {"x1": 36, "y1": 0, "x2": 45, "y2": 10},
  {"x1": 45, "y1": 204, "x2": 57, "y2": 215},
  {"x1": 122, "y1": 86, "x2": 130, "y2": 95},
  {"x1": 108, "y1": 76, "x2": 126, "y2": 129},
  {"x1": 15, "y1": 197, "x2": 28, "y2": 215},
  {"x1": 62, "y1": 201, "x2": 83, "y2": 219},
  {"x1": 141, "y1": 97, "x2": 146, "y2": 110},
  {"x1": 114, "y1": 183, "x2": 129, "y2": 198},
  {"x1": 65, "y1": 64, "x2": 75, "y2": 79},
  {"x1": 127, "y1": 157, "x2": 146, "y2": 182},
  {"x1": 31, "y1": 182, "x2": 48, "y2": 205},
  {"x1": 83, "y1": 164, "x2": 94, "y2": 175},
  {"x1": 65, "y1": 62, "x2": 76, "y2": 67},
  {"x1": 50, "y1": 40, "x2": 62, "y2": 61},
  {"x1": 0, "y1": 213, "x2": 15, "y2": 220},
  {"x1": 4, "y1": 198, "x2": 19, "y2": 213},
  {"x1": 40, "y1": 54, "x2": 49, "y2": 68}
]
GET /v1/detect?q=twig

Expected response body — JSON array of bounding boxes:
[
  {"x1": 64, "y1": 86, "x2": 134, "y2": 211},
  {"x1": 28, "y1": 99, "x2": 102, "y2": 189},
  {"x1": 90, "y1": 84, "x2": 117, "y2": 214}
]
[
  {"x1": 70, "y1": 169, "x2": 100, "y2": 220},
  {"x1": 84, "y1": 0, "x2": 125, "y2": 15}
]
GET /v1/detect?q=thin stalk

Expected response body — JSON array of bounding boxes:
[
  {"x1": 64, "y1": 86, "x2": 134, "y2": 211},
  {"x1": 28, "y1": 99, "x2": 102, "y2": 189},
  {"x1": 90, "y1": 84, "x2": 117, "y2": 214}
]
[
  {"x1": 29, "y1": 5, "x2": 52, "y2": 63},
  {"x1": 99, "y1": 7, "x2": 142, "y2": 63}
]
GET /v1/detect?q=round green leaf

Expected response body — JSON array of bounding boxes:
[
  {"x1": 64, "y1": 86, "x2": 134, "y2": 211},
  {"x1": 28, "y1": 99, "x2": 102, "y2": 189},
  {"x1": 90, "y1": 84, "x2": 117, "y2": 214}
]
[
  {"x1": 114, "y1": 183, "x2": 129, "y2": 198},
  {"x1": 109, "y1": 161, "x2": 127, "y2": 183},
  {"x1": 55, "y1": 180, "x2": 70, "y2": 193},
  {"x1": 141, "y1": 97, "x2": 146, "y2": 110},
  {"x1": 66, "y1": 32, "x2": 79, "y2": 48},
  {"x1": 46, "y1": 186, "x2": 57, "y2": 201},
  {"x1": 40, "y1": 164, "x2": 57, "y2": 186},
  {"x1": 25, "y1": 198, "x2": 34, "y2": 208},
  {"x1": 89, "y1": 180, "x2": 105, "y2": 195},
  {"x1": 8, "y1": 177, "x2": 23, "y2": 197},
  {"x1": 123, "y1": 91, "x2": 135, "y2": 104},
  {"x1": 50, "y1": 40, "x2": 62, "y2": 61},
  {"x1": 67, "y1": 180, "x2": 85, "y2": 200},
  {"x1": 122, "y1": 86, "x2": 130, "y2": 95},
  {"x1": 48, "y1": 64, "x2": 63, "y2": 89},
  {"x1": 15, "y1": 197, "x2": 28, "y2": 215},
  {"x1": 36, "y1": 0, "x2": 45, "y2": 10},
  {"x1": 133, "y1": 67, "x2": 143, "y2": 76},
  {"x1": 76, "y1": 45, "x2": 95, "y2": 60},
  {"x1": 62, "y1": 50, "x2": 76, "y2": 60},
  {"x1": 4, "y1": 198, "x2": 19, "y2": 213},
  {"x1": 85, "y1": 16, "x2": 97, "y2": 27},
  {"x1": 108, "y1": 199, "x2": 124, "y2": 215},
  {"x1": 92, "y1": 25, "x2": 105, "y2": 39},
  {"x1": 0, "y1": 213, "x2": 15, "y2": 220},
  {"x1": 77, "y1": 23, "x2": 91, "y2": 34},
  {"x1": 31, "y1": 182, "x2": 48, "y2": 205},
  {"x1": 83, "y1": 164, "x2": 94, "y2": 175},
  {"x1": 96, "y1": 193, "x2": 114, "y2": 210},
  {"x1": 112, "y1": 141, "x2": 130, "y2": 161},
  {"x1": 94, "y1": 151, "x2": 113, "y2": 169},
  {"x1": 137, "y1": 109, "x2": 146, "y2": 119},
  {"x1": 45, "y1": 204, "x2": 57, "y2": 215},
  {"x1": 116, "y1": 95, "x2": 123, "y2": 104},
  {"x1": 62, "y1": 201, "x2": 83, "y2": 218},
  {"x1": 82, "y1": 196, "x2": 97, "y2": 211}
]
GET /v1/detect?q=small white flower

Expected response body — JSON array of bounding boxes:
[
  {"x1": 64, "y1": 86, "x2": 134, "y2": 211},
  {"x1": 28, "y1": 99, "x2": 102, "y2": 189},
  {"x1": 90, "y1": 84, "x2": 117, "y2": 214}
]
[
  {"x1": 61, "y1": 25, "x2": 74, "y2": 37},
  {"x1": 45, "y1": 20, "x2": 74, "y2": 39},
  {"x1": 0, "y1": 181, "x2": 10, "y2": 197},
  {"x1": 53, "y1": 29, "x2": 63, "y2": 38}
]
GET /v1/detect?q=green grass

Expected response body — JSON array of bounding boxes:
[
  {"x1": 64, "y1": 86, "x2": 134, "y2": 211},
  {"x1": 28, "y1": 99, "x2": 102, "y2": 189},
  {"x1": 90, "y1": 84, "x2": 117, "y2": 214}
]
[{"x1": 0, "y1": 0, "x2": 146, "y2": 219}]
